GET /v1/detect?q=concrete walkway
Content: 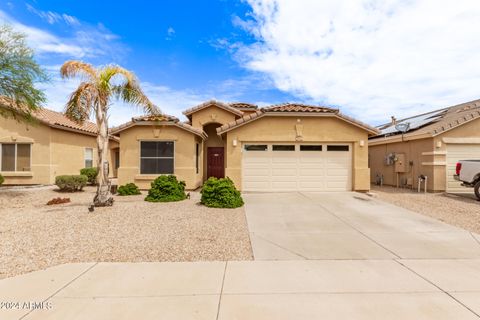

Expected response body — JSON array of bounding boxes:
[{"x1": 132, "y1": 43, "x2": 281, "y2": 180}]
[{"x1": 2, "y1": 192, "x2": 480, "y2": 319}]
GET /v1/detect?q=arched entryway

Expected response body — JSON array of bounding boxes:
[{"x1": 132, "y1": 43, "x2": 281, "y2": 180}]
[{"x1": 203, "y1": 122, "x2": 225, "y2": 180}]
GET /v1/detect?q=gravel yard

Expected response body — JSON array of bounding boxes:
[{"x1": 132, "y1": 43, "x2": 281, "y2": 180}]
[
  {"x1": 0, "y1": 186, "x2": 253, "y2": 279},
  {"x1": 371, "y1": 185, "x2": 480, "y2": 234}
]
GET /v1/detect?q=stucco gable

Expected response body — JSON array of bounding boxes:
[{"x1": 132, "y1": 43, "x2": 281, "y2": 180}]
[{"x1": 182, "y1": 100, "x2": 244, "y2": 119}]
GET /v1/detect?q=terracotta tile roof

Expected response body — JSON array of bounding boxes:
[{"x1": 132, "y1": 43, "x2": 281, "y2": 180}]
[
  {"x1": 229, "y1": 102, "x2": 258, "y2": 110},
  {"x1": 262, "y1": 103, "x2": 338, "y2": 113},
  {"x1": 183, "y1": 100, "x2": 244, "y2": 118},
  {"x1": 0, "y1": 96, "x2": 97, "y2": 135},
  {"x1": 217, "y1": 103, "x2": 379, "y2": 135},
  {"x1": 370, "y1": 99, "x2": 480, "y2": 143},
  {"x1": 111, "y1": 114, "x2": 207, "y2": 139}
]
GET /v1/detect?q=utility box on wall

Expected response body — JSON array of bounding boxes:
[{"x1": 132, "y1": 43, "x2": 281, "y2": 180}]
[{"x1": 394, "y1": 153, "x2": 406, "y2": 173}]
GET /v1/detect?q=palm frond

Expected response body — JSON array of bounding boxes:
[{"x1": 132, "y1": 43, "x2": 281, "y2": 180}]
[
  {"x1": 112, "y1": 85, "x2": 160, "y2": 115},
  {"x1": 64, "y1": 82, "x2": 97, "y2": 124},
  {"x1": 60, "y1": 61, "x2": 96, "y2": 80}
]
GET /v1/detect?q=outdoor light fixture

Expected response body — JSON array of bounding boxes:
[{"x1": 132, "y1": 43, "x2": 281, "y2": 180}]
[
  {"x1": 359, "y1": 140, "x2": 365, "y2": 147},
  {"x1": 233, "y1": 139, "x2": 237, "y2": 147}
]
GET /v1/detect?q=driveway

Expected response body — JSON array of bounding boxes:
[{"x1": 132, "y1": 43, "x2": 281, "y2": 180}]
[{"x1": 244, "y1": 192, "x2": 480, "y2": 260}]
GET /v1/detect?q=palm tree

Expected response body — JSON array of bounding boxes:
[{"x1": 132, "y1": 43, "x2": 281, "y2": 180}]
[{"x1": 61, "y1": 61, "x2": 159, "y2": 207}]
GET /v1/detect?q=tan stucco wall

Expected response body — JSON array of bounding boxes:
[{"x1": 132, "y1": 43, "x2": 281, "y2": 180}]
[
  {"x1": 117, "y1": 124, "x2": 202, "y2": 190},
  {"x1": 0, "y1": 117, "x2": 108, "y2": 185},
  {"x1": 222, "y1": 116, "x2": 371, "y2": 191},
  {"x1": 190, "y1": 105, "x2": 238, "y2": 129},
  {"x1": 368, "y1": 138, "x2": 437, "y2": 190}
]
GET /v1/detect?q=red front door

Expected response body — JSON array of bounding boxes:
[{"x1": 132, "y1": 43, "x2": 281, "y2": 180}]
[{"x1": 207, "y1": 147, "x2": 225, "y2": 179}]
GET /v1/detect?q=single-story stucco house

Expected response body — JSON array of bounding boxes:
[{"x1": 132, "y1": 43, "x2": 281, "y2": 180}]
[
  {"x1": 111, "y1": 100, "x2": 379, "y2": 192},
  {"x1": 0, "y1": 97, "x2": 119, "y2": 185},
  {"x1": 369, "y1": 99, "x2": 480, "y2": 192}
]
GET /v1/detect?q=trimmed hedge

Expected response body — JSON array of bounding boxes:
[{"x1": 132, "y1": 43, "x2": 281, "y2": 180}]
[
  {"x1": 200, "y1": 177, "x2": 244, "y2": 208},
  {"x1": 117, "y1": 183, "x2": 141, "y2": 196},
  {"x1": 145, "y1": 175, "x2": 187, "y2": 202},
  {"x1": 55, "y1": 175, "x2": 88, "y2": 192},
  {"x1": 0, "y1": 174, "x2": 4, "y2": 185},
  {"x1": 80, "y1": 167, "x2": 98, "y2": 185}
]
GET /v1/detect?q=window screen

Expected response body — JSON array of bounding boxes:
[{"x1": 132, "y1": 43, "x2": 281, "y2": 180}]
[
  {"x1": 85, "y1": 148, "x2": 93, "y2": 168},
  {"x1": 1, "y1": 144, "x2": 15, "y2": 171},
  {"x1": 1, "y1": 144, "x2": 31, "y2": 171},
  {"x1": 272, "y1": 145, "x2": 295, "y2": 151},
  {"x1": 300, "y1": 145, "x2": 322, "y2": 151},
  {"x1": 140, "y1": 141, "x2": 174, "y2": 174},
  {"x1": 16, "y1": 144, "x2": 31, "y2": 171},
  {"x1": 327, "y1": 145, "x2": 349, "y2": 151},
  {"x1": 244, "y1": 144, "x2": 268, "y2": 151}
]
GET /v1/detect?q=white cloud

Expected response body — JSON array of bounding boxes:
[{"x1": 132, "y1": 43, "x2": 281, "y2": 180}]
[
  {"x1": 165, "y1": 26, "x2": 176, "y2": 40},
  {"x1": 0, "y1": 9, "x2": 123, "y2": 59},
  {"x1": 26, "y1": 4, "x2": 80, "y2": 26},
  {"x1": 235, "y1": 0, "x2": 480, "y2": 123}
]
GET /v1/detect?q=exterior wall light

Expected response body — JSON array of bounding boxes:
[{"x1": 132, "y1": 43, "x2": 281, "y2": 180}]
[
  {"x1": 232, "y1": 139, "x2": 237, "y2": 147},
  {"x1": 359, "y1": 140, "x2": 365, "y2": 147}
]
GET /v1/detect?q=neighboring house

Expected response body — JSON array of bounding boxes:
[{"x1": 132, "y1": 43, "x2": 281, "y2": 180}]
[
  {"x1": 0, "y1": 98, "x2": 119, "y2": 185},
  {"x1": 369, "y1": 99, "x2": 480, "y2": 192},
  {"x1": 112, "y1": 100, "x2": 379, "y2": 191}
]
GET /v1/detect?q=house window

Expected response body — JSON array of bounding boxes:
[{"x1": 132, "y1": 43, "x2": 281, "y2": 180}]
[
  {"x1": 1, "y1": 143, "x2": 31, "y2": 171},
  {"x1": 244, "y1": 144, "x2": 268, "y2": 151},
  {"x1": 327, "y1": 145, "x2": 349, "y2": 151},
  {"x1": 272, "y1": 145, "x2": 295, "y2": 151},
  {"x1": 195, "y1": 143, "x2": 199, "y2": 174},
  {"x1": 300, "y1": 145, "x2": 322, "y2": 151},
  {"x1": 84, "y1": 148, "x2": 94, "y2": 168},
  {"x1": 140, "y1": 141, "x2": 174, "y2": 174}
]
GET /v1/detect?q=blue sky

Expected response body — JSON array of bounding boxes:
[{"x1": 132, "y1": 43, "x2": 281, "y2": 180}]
[{"x1": 1, "y1": 0, "x2": 480, "y2": 126}]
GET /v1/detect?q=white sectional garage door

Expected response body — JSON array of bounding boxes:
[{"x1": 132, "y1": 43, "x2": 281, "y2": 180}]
[
  {"x1": 242, "y1": 143, "x2": 352, "y2": 192},
  {"x1": 446, "y1": 144, "x2": 480, "y2": 192}
]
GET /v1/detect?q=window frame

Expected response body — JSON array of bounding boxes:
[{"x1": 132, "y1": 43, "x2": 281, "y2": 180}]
[
  {"x1": 195, "y1": 143, "x2": 199, "y2": 174},
  {"x1": 327, "y1": 145, "x2": 350, "y2": 152},
  {"x1": 272, "y1": 144, "x2": 295, "y2": 151},
  {"x1": 0, "y1": 143, "x2": 32, "y2": 172},
  {"x1": 300, "y1": 145, "x2": 323, "y2": 151},
  {"x1": 139, "y1": 140, "x2": 175, "y2": 175},
  {"x1": 84, "y1": 147, "x2": 94, "y2": 168},
  {"x1": 244, "y1": 144, "x2": 268, "y2": 151}
]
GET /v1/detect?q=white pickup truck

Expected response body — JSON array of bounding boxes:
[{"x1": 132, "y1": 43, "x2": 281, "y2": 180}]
[{"x1": 454, "y1": 160, "x2": 480, "y2": 200}]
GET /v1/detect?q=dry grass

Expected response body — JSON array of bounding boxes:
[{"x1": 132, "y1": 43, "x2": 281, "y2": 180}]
[
  {"x1": 371, "y1": 185, "x2": 480, "y2": 234},
  {"x1": 0, "y1": 186, "x2": 252, "y2": 279}
]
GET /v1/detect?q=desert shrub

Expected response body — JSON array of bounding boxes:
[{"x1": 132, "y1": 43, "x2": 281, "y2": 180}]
[
  {"x1": 80, "y1": 167, "x2": 98, "y2": 185},
  {"x1": 145, "y1": 175, "x2": 187, "y2": 202},
  {"x1": 55, "y1": 175, "x2": 88, "y2": 192},
  {"x1": 47, "y1": 197, "x2": 71, "y2": 205},
  {"x1": 0, "y1": 174, "x2": 4, "y2": 185},
  {"x1": 200, "y1": 177, "x2": 244, "y2": 208},
  {"x1": 117, "y1": 183, "x2": 141, "y2": 196}
]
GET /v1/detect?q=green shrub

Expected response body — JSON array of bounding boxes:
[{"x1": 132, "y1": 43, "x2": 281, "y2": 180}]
[
  {"x1": 200, "y1": 177, "x2": 244, "y2": 208},
  {"x1": 0, "y1": 174, "x2": 4, "y2": 185},
  {"x1": 55, "y1": 175, "x2": 88, "y2": 192},
  {"x1": 117, "y1": 183, "x2": 141, "y2": 196},
  {"x1": 145, "y1": 175, "x2": 187, "y2": 202},
  {"x1": 80, "y1": 167, "x2": 98, "y2": 185}
]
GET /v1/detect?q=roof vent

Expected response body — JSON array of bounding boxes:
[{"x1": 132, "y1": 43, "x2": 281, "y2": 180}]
[{"x1": 391, "y1": 116, "x2": 397, "y2": 125}]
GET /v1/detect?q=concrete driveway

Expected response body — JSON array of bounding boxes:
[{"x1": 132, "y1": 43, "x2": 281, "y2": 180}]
[{"x1": 244, "y1": 192, "x2": 480, "y2": 260}]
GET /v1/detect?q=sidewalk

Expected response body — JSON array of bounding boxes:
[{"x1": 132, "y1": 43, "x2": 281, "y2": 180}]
[{"x1": 2, "y1": 260, "x2": 480, "y2": 319}]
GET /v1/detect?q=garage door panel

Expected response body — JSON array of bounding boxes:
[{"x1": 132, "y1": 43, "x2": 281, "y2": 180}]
[
  {"x1": 446, "y1": 144, "x2": 480, "y2": 192},
  {"x1": 242, "y1": 143, "x2": 352, "y2": 192}
]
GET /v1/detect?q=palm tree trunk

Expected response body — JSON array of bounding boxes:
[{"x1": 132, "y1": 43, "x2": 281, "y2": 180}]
[{"x1": 93, "y1": 106, "x2": 114, "y2": 207}]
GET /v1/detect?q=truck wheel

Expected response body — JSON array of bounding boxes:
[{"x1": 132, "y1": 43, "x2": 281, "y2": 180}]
[{"x1": 475, "y1": 181, "x2": 480, "y2": 201}]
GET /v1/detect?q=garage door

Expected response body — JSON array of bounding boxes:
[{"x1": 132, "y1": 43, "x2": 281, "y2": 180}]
[
  {"x1": 446, "y1": 144, "x2": 480, "y2": 192},
  {"x1": 242, "y1": 143, "x2": 352, "y2": 192}
]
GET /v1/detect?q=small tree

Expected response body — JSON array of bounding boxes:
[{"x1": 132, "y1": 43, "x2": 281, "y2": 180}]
[
  {"x1": 61, "y1": 61, "x2": 159, "y2": 207},
  {"x1": 0, "y1": 24, "x2": 47, "y2": 120}
]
